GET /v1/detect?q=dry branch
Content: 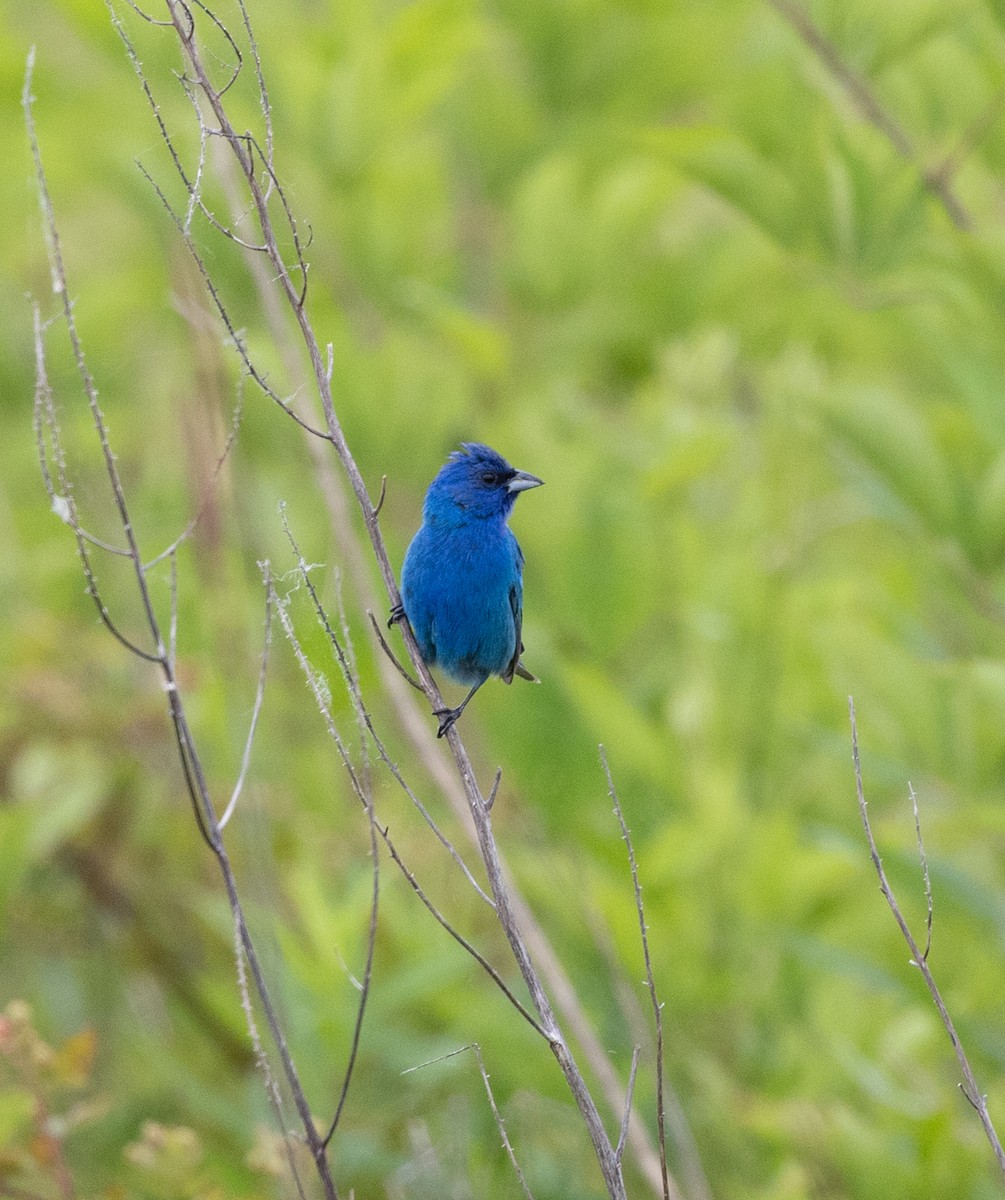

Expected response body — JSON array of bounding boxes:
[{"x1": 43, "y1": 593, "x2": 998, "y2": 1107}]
[
  {"x1": 26, "y1": 1, "x2": 692, "y2": 1193},
  {"x1": 25, "y1": 42, "x2": 343, "y2": 1200},
  {"x1": 849, "y1": 697, "x2": 1005, "y2": 1175},
  {"x1": 603, "y1": 746, "x2": 675, "y2": 1200},
  {"x1": 766, "y1": 0, "x2": 973, "y2": 231}
]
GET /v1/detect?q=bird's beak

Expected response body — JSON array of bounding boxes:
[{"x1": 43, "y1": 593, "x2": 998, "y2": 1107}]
[{"x1": 507, "y1": 470, "x2": 544, "y2": 493}]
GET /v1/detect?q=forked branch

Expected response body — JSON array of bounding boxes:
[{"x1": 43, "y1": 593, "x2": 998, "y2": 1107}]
[
  {"x1": 602, "y1": 747, "x2": 674, "y2": 1200},
  {"x1": 25, "y1": 45, "x2": 342, "y2": 1200},
  {"x1": 849, "y1": 697, "x2": 1005, "y2": 1175},
  {"x1": 155, "y1": 4, "x2": 635, "y2": 1195}
]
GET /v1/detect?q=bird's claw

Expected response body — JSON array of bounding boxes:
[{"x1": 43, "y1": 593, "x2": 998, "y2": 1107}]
[
  {"x1": 387, "y1": 603, "x2": 405, "y2": 630},
  {"x1": 433, "y1": 706, "x2": 461, "y2": 738}
]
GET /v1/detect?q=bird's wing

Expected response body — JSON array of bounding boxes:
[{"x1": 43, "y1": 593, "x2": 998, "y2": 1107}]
[
  {"x1": 502, "y1": 580, "x2": 523, "y2": 685},
  {"x1": 501, "y1": 528, "x2": 525, "y2": 684}
]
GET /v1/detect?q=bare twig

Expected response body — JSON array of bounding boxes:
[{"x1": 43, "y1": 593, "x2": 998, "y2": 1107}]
[
  {"x1": 616, "y1": 1046, "x2": 642, "y2": 1165},
  {"x1": 486, "y1": 767, "x2": 503, "y2": 812},
  {"x1": 585, "y1": 904, "x2": 712, "y2": 1200},
  {"x1": 381, "y1": 835, "x2": 545, "y2": 1036},
  {"x1": 167, "y1": 550, "x2": 179, "y2": 668},
  {"x1": 324, "y1": 699, "x2": 380, "y2": 1150},
  {"x1": 134, "y1": 159, "x2": 331, "y2": 442},
  {"x1": 220, "y1": 568, "x2": 273, "y2": 830},
  {"x1": 849, "y1": 697, "x2": 1005, "y2": 1174},
  {"x1": 470, "y1": 1043, "x2": 536, "y2": 1200},
  {"x1": 402, "y1": 1044, "x2": 535, "y2": 1200},
  {"x1": 908, "y1": 783, "x2": 933, "y2": 963},
  {"x1": 144, "y1": 376, "x2": 245, "y2": 571},
  {"x1": 367, "y1": 610, "x2": 424, "y2": 691},
  {"x1": 25, "y1": 47, "x2": 339, "y2": 1200},
  {"x1": 32, "y1": 299, "x2": 160, "y2": 666},
  {"x1": 105, "y1": 4, "x2": 329, "y2": 440},
  {"x1": 279, "y1": 520, "x2": 493, "y2": 907},
  {"x1": 332, "y1": 570, "x2": 370, "y2": 785},
  {"x1": 88, "y1": 2, "x2": 674, "y2": 1192},
  {"x1": 323, "y1": 816, "x2": 379, "y2": 1147},
  {"x1": 271, "y1": 575, "x2": 542, "y2": 1035},
  {"x1": 232, "y1": 909, "x2": 310, "y2": 1200},
  {"x1": 267, "y1": 565, "x2": 383, "y2": 1142},
  {"x1": 272, "y1": 550, "x2": 381, "y2": 1154},
  {"x1": 602, "y1": 747, "x2": 673, "y2": 1200},
  {"x1": 766, "y1": 0, "x2": 972, "y2": 230},
  {"x1": 371, "y1": 474, "x2": 387, "y2": 518}
]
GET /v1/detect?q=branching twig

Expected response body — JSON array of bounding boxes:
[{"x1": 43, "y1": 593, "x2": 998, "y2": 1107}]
[
  {"x1": 271, "y1": 574, "x2": 544, "y2": 1037},
  {"x1": 233, "y1": 909, "x2": 310, "y2": 1200},
  {"x1": 279, "y1": 518, "x2": 493, "y2": 907},
  {"x1": 849, "y1": 697, "x2": 1005, "y2": 1174},
  {"x1": 144, "y1": 374, "x2": 245, "y2": 571},
  {"x1": 34, "y1": 1, "x2": 685, "y2": 1192},
  {"x1": 616, "y1": 1046, "x2": 642, "y2": 1165},
  {"x1": 909, "y1": 782, "x2": 933, "y2": 964},
  {"x1": 602, "y1": 746, "x2": 673, "y2": 1200},
  {"x1": 25, "y1": 46, "x2": 339, "y2": 1200},
  {"x1": 264, "y1": 572, "x2": 380, "y2": 1147},
  {"x1": 766, "y1": 0, "x2": 972, "y2": 231},
  {"x1": 367, "y1": 610, "x2": 424, "y2": 692},
  {"x1": 220, "y1": 568, "x2": 273, "y2": 830},
  {"x1": 402, "y1": 1044, "x2": 535, "y2": 1200},
  {"x1": 382, "y1": 838, "x2": 546, "y2": 1037},
  {"x1": 32, "y1": 300, "x2": 161, "y2": 666},
  {"x1": 156, "y1": 10, "x2": 665, "y2": 1184}
]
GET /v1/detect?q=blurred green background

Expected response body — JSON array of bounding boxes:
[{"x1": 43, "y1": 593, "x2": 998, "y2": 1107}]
[{"x1": 5, "y1": 0, "x2": 1005, "y2": 1196}]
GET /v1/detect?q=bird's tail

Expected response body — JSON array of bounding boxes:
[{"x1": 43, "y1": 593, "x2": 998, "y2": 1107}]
[{"x1": 514, "y1": 661, "x2": 539, "y2": 683}]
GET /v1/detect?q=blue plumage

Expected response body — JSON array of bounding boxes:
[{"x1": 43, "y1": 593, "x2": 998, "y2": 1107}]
[{"x1": 396, "y1": 443, "x2": 543, "y2": 736}]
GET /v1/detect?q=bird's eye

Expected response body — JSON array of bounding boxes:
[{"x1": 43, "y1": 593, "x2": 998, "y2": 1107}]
[{"x1": 480, "y1": 471, "x2": 498, "y2": 485}]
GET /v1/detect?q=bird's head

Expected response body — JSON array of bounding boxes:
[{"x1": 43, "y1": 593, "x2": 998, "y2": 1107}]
[{"x1": 424, "y1": 443, "x2": 543, "y2": 522}]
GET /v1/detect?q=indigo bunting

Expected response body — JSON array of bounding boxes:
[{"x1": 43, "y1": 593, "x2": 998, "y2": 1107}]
[{"x1": 392, "y1": 443, "x2": 543, "y2": 737}]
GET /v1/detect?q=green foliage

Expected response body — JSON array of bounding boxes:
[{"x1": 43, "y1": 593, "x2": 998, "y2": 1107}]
[{"x1": 5, "y1": 0, "x2": 1005, "y2": 1196}]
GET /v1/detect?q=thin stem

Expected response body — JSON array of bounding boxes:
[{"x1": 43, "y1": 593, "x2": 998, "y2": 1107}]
[
  {"x1": 470, "y1": 1043, "x2": 536, "y2": 1200},
  {"x1": 909, "y1": 782, "x2": 933, "y2": 963},
  {"x1": 272, "y1": 578, "x2": 543, "y2": 1036},
  {"x1": 324, "y1": 734, "x2": 380, "y2": 1149},
  {"x1": 402, "y1": 1044, "x2": 535, "y2": 1200},
  {"x1": 118, "y1": 4, "x2": 661, "y2": 1192},
  {"x1": 281, "y1": 518, "x2": 493, "y2": 907},
  {"x1": 26, "y1": 44, "x2": 338, "y2": 1200},
  {"x1": 616, "y1": 1047, "x2": 642, "y2": 1165},
  {"x1": 766, "y1": 0, "x2": 972, "y2": 230},
  {"x1": 220, "y1": 569, "x2": 273, "y2": 830},
  {"x1": 232, "y1": 910, "x2": 310, "y2": 1200},
  {"x1": 602, "y1": 747, "x2": 673, "y2": 1200},
  {"x1": 368, "y1": 610, "x2": 424, "y2": 691},
  {"x1": 849, "y1": 697, "x2": 1005, "y2": 1174}
]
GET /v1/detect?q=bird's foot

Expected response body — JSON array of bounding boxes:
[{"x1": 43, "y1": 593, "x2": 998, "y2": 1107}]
[
  {"x1": 387, "y1": 603, "x2": 405, "y2": 630},
  {"x1": 433, "y1": 706, "x2": 463, "y2": 738}
]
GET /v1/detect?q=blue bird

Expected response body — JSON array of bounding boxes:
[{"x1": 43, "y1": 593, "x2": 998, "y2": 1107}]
[{"x1": 392, "y1": 443, "x2": 543, "y2": 737}]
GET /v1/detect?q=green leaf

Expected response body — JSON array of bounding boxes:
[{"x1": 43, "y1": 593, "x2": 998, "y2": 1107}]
[
  {"x1": 640, "y1": 125, "x2": 799, "y2": 246},
  {"x1": 814, "y1": 386, "x2": 958, "y2": 533},
  {"x1": 559, "y1": 660, "x2": 669, "y2": 780},
  {"x1": 973, "y1": 449, "x2": 1005, "y2": 562},
  {"x1": 9, "y1": 743, "x2": 107, "y2": 859},
  {"x1": 0, "y1": 1089, "x2": 34, "y2": 1145}
]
